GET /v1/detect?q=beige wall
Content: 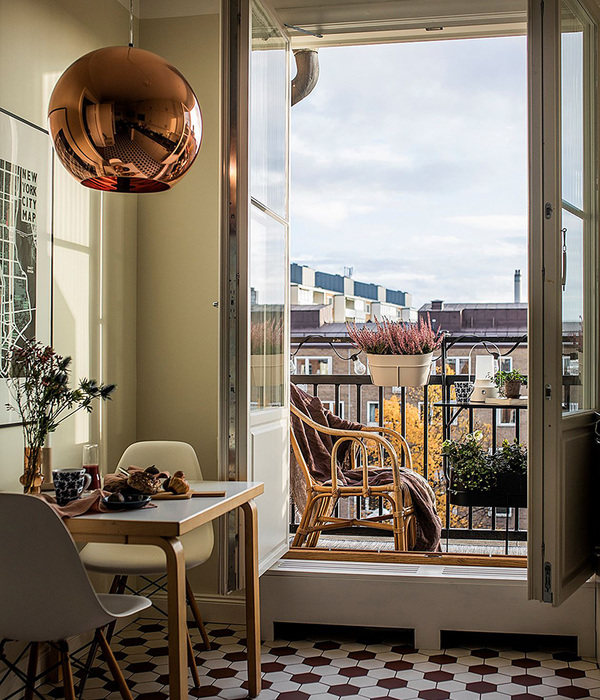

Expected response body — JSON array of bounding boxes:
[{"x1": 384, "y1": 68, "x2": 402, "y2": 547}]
[
  {"x1": 137, "y1": 15, "x2": 221, "y2": 476},
  {"x1": 137, "y1": 14, "x2": 221, "y2": 594},
  {"x1": 0, "y1": 0, "x2": 138, "y2": 488}
]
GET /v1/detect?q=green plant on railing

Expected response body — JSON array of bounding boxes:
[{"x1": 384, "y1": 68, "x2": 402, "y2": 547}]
[
  {"x1": 493, "y1": 369, "x2": 528, "y2": 388},
  {"x1": 442, "y1": 431, "x2": 495, "y2": 491},
  {"x1": 442, "y1": 432, "x2": 527, "y2": 492},
  {"x1": 494, "y1": 438, "x2": 527, "y2": 475}
]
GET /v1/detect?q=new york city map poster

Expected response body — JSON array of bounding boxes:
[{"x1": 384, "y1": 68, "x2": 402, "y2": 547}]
[{"x1": 0, "y1": 109, "x2": 52, "y2": 425}]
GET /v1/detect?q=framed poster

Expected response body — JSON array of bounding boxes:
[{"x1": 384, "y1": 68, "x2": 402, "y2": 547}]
[{"x1": 0, "y1": 108, "x2": 53, "y2": 426}]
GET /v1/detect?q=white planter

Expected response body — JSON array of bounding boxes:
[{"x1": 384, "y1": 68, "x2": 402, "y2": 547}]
[
  {"x1": 366, "y1": 352, "x2": 433, "y2": 387},
  {"x1": 251, "y1": 353, "x2": 284, "y2": 387}
]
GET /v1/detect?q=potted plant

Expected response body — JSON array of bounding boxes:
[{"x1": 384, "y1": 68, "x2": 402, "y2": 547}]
[
  {"x1": 493, "y1": 369, "x2": 528, "y2": 399},
  {"x1": 6, "y1": 340, "x2": 116, "y2": 494},
  {"x1": 347, "y1": 316, "x2": 443, "y2": 387},
  {"x1": 442, "y1": 432, "x2": 527, "y2": 508}
]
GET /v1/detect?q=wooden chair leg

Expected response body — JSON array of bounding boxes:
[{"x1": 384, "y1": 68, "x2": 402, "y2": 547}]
[
  {"x1": 58, "y1": 641, "x2": 76, "y2": 700},
  {"x1": 187, "y1": 627, "x2": 201, "y2": 688},
  {"x1": 24, "y1": 641, "x2": 39, "y2": 700},
  {"x1": 307, "y1": 495, "x2": 335, "y2": 548},
  {"x1": 186, "y1": 577, "x2": 211, "y2": 650},
  {"x1": 96, "y1": 629, "x2": 133, "y2": 700},
  {"x1": 293, "y1": 493, "x2": 330, "y2": 548}
]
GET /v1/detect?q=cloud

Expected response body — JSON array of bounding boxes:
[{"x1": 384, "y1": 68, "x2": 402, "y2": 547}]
[
  {"x1": 290, "y1": 37, "x2": 528, "y2": 309},
  {"x1": 447, "y1": 215, "x2": 527, "y2": 231}
]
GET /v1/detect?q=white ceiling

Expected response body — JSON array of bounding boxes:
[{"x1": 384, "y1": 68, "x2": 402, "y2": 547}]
[
  {"x1": 118, "y1": 0, "x2": 528, "y2": 45},
  {"x1": 116, "y1": 0, "x2": 218, "y2": 19}
]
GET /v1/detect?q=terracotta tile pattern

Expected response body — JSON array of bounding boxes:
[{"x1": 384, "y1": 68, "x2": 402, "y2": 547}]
[{"x1": 29, "y1": 619, "x2": 600, "y2": 699}]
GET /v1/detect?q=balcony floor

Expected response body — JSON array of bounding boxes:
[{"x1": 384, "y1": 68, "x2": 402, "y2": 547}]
[{"x1": 301, "y1": 534, "x2": 527, "y2": 557}]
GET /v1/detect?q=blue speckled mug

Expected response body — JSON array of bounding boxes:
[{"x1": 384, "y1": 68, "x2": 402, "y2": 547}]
[{"x1": 52, "y1": 468, "x2": 92, "y2": 506}]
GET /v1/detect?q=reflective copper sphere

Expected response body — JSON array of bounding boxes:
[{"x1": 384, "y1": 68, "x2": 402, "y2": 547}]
[{"x1": 48, "y1": 46, "x2": 202, "y2": 193}]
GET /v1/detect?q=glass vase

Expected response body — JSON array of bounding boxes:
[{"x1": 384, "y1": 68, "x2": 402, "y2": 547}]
[{"x1": 21, "y1": 447, "x2": 44, "y2": 494}]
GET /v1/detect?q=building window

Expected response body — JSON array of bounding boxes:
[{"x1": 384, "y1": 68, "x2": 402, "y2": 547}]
[
  {"x1": 488, "y1": 507, "x2": 514, "y2": 518},
  {"x1": 499, "y1": 357, "x2": 513, "y2": 373},
  {"x1": 497, "y1": 408, "x2": 516, "y2": 426},
  {"x1": 440, "y1": 356, "x2": 469, "y2": 375},
  {"x1": 295, "y1": 356, "x2": 332, "y2": 375},
  {"x1": 298, "y1": 287, "x2": 312, "y2": 304},
  {"x1": 322, "y1": 400, "x2": 345, "y2": 418},
  {"x1": 367, "y1": 401, "x2": 380, "y2": 426}
]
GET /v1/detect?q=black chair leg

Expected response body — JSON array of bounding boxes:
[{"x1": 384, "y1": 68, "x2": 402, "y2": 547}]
[
  {"x1": 24, "y1": 641, "x2": 39, "y2": 700},
  {"x1": 105, "y1": 575, "x2": 128, "y2": 644},
  {"x1": 186, "y1": 577, "x2": 211, "y2": 650}
]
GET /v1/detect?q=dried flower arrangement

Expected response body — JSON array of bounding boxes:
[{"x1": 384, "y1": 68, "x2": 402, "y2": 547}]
[{"x1": 5, "y1": 340, "x2": 116, "y2": 493}]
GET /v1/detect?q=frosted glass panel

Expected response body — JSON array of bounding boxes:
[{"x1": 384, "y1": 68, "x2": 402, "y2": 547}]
[
  {"x1": 250, "y1": 205, "x2": 286, "y2": 410},
  {"x1": 561, "y1": 9, "x2": 584, "y2": 210},
  {"x1": 561, "y1": 210, "x2": 586, "y2": 413},
  {"x1": 250, "y1": 2, "x2": 288, "y2": 217}
]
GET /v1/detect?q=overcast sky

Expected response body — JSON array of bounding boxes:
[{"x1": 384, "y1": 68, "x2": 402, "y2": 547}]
[{"x1": 290, "y1": 36, "x2": 528, "y2": 309}]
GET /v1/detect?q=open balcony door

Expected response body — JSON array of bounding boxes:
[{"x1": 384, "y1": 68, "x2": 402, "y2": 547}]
[
  {"x1": 528, "y1": 0, "x2": 599, "y2": 607},
  {"x1": 221, "y1": 0, "x2": 290, "y2": 591}
]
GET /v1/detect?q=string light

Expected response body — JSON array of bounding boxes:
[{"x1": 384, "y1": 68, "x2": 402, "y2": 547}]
[{"x1": 290, "y1": 336, "x2": 366, "y2": 375}]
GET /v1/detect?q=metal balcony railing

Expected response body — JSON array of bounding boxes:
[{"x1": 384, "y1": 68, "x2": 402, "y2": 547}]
[{"x1": 290, "y1": 334, "x2": 532, "y2": 555}]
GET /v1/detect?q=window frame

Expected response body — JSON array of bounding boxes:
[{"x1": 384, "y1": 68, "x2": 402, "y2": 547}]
[{"x1": 294, "y1": 356, "x2": 333, "y2": 375}]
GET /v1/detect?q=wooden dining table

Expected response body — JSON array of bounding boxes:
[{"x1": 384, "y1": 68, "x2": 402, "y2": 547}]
[{"x1": 65, "y1": 480, "x2": 264, "y2": 700}]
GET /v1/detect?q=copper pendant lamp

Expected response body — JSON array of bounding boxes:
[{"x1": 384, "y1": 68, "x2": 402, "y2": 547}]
[{"x1": 48, "y1": 3, "x2": 201, "y2": 193}]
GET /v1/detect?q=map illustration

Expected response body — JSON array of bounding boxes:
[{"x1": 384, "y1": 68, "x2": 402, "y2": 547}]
[{"x1": 0, "y1": 157, "x2": 38, "y2": 377}]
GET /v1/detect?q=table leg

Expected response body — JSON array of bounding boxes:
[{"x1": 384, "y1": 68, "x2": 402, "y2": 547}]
[
  {"x1": 132, "y1": 536, "x2": 188, "y2": 700},
  {"x1": 241, "y1": 500, "x2": 261, "y2": 697}
]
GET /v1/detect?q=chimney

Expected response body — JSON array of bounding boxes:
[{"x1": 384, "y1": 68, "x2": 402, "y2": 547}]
[
  {"x1": 514, "y1": 270, "x2": 522, "y2": 303},
  {"x1": 431, "y1": 300, "x2": 444, "y2": 311}
]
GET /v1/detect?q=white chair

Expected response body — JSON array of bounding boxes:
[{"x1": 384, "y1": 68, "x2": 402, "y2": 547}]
[
  {"x1": 79, "y1": 441, "x2": 215, "y2": 685},
  {"x1": 0, "y1": 493, "x2": 151, "y2": 700}
]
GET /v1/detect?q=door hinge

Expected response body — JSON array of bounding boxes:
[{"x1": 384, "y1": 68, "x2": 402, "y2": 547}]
[
  {"x1": 545, "y1": 202, "x2": 553, "y2": 219},
  {"x1": 543, "y1": 561, "x2": 553, "y2": 603},
  {"x1": 545, "y1": 384, "x2": 552, "y2": 401}
]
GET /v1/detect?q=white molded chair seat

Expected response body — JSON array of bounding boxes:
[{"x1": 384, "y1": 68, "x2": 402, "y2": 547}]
[
  {"x1": 80, "y1": 441, "x2": 214, "y2": 575},
  {"x1": 79, "y1": 441, "x2": 214, "y2": 667},
  {"x1": 0, "y1": 493, "x2": 151, "y2": 700},
  {"x1": 82, "y1": 527, "x2": 213, "y2": 575}
]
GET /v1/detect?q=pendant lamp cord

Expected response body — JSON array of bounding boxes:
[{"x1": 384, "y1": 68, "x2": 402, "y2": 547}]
[{"x1": 129, "y1": 0, "x2": 134, "y2": 47}]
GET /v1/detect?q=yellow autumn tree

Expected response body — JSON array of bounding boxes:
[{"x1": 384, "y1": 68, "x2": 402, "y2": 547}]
[{"x1": 371, "y1": 386, "x2": 492, "y2": 530}]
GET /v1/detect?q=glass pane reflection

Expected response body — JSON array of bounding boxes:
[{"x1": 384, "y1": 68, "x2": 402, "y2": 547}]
[
  {"x1": 561, "y1": 209, "x2": 586, "y2": 413},
  {"x1": 251, "y1": 2, "x2": 287, "y2": 218},
  {"x1": 561, "y1": 6, "x2": 584, "y2": 210},
  {"x1": 250, "y1": 205, "x2": 286, "y2": 410}
]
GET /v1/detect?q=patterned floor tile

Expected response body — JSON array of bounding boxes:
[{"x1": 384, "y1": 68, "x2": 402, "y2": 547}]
[{"x1": 9, "y1": 618, "x2": 597, "y2": 699}]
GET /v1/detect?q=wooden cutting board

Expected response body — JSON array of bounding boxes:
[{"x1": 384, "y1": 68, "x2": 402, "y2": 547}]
[{"x1": 152, "y1": 490, "x2": 227, "y2": 500}]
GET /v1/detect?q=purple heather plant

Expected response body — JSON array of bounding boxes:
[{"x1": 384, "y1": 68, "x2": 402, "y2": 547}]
[
  {"x1": 5, "y1": 340, "x2": 116, "y2": 493},
  {"x1": 346, "y1": 316, "x2": 443, "y2": 356},
  {"x1": 250, "y1": 318, "x2": 284, "y2": 356}
]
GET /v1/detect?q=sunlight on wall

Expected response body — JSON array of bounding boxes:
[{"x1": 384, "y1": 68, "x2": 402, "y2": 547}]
[{"x1": 53, "y1": 162, "x2": 98, "y2": 450}]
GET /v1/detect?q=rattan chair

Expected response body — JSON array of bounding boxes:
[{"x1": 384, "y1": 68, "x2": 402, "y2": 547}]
[{"x1": 290, "y1": 403, "x2": 418, "y2": 550}]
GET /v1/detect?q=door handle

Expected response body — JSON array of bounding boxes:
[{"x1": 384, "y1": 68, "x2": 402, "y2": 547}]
[{"x1": 561, "y1": 227, "x2": 567, "y2": 291}]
